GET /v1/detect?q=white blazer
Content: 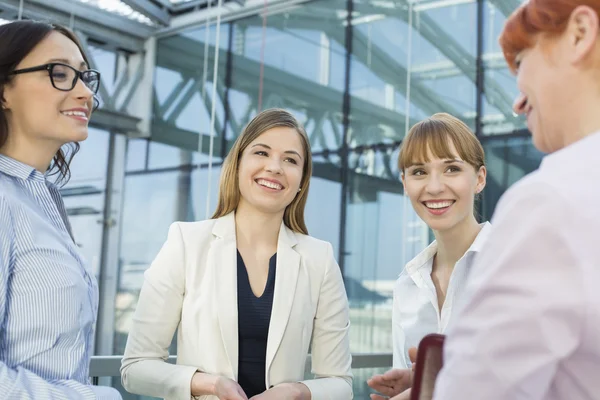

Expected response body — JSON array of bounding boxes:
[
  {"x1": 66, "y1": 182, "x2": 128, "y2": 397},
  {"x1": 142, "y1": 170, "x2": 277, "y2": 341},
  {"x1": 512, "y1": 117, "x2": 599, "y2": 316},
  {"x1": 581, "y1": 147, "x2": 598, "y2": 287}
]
[{"x1": 120, "y1": 213, "x2": 353, "y2": 400}]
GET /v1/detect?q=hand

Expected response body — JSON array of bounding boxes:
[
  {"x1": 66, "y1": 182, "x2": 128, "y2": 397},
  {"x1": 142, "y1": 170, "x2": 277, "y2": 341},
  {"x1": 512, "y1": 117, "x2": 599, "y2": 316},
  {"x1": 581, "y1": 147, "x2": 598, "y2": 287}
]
[
  {"x1": 367, "y1": 347, "x2": 418, "y2": 399},
  {"x1": 249, "y1": 382, "x2": 310, "y2": 400},
  {"x1": 204, "y1": 375, "x2": 248, "y2": 400},
  {"x1": 367, "y1": 368, "x2": 412, "y2": 399}
]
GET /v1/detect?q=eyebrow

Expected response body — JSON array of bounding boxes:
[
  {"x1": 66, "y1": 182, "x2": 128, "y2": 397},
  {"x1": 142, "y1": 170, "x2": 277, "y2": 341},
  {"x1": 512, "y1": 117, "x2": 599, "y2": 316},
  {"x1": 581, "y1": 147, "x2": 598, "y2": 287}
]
[
  {"x1": 409, "y1": 159, "x2": 464, "y2": 167},
  {"x1": 251, "y1": 143, "x2": 303, "y2": 160},
  {"x1": 47, "y1": 58, "x2": 88, "y2": 69}
]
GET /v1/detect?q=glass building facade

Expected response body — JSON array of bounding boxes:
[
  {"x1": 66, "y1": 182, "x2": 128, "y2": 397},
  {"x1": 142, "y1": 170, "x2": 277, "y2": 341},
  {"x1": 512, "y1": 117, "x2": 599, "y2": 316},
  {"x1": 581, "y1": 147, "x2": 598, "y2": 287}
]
[{"x1": 55, "y1": 0, "x2": 543, "y2": 397}]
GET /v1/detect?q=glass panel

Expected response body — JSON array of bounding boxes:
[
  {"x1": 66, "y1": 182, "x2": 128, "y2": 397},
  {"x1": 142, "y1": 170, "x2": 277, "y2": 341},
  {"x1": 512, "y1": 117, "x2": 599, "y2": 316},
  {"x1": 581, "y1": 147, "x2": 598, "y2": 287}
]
[
  {"x1": 354, "y1": 367, "x2": 390, "y2": 400},
  {"x1": 305, "y1": 154, "x2": 343, "y2": 252},
  {"x1": 154, "y1": 25, "x2": 229, "y2": 162},
  {"x1": 229, "y1": 0, "x2": 347, "y2": 152},
  {"x1": 125, "y1": 138, "x2": 148, "y2": 172},
  {"x1": 114, "y1": 141, "x2": 222, "y2": 357},
  {"x1": 344, "y1": 146, "x2": 427, "y2": 356},
  {"x1": 481, "y1": 135, "x2": 543, "y2": 219},
  {"x1": 482, "y1": 0, "x2": 528, "y2": 134},
  {"x1": 87, "y1": 44, "x2": 117, "y2": 105},
  {"x1": 349, "y1": 0, "x2": 478, "y2": 147},
  {"x1": 61, "y1": 127, "x2": 110, "y2": 279}
]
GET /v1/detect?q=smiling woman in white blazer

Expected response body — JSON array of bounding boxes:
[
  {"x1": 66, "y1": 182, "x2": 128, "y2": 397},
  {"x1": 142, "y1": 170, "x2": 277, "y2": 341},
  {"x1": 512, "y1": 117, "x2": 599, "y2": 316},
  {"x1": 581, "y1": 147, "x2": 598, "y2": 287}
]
[{"x1": 120, "y1": 108, "x2": 352, "y2": 400}]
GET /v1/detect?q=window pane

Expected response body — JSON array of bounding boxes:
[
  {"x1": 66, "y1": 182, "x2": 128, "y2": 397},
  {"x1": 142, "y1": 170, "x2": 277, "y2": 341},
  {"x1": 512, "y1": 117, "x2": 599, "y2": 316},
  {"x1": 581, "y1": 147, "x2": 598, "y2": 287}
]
[
  {"x1": 482, "y1": 0, "x2": 528, "y2": 134},
  {"x1": 349, "y1": 1, "x2": 478, "y2": 147},
  {"x1": 228, "y1": 0, "x2": 347, "y2": 152},
  {"x1": 481, "y1": 135, "x2": 543, "y2": 219},
  {"x1": 61, "y1": 127, "x2": 110, "y2": 279}
]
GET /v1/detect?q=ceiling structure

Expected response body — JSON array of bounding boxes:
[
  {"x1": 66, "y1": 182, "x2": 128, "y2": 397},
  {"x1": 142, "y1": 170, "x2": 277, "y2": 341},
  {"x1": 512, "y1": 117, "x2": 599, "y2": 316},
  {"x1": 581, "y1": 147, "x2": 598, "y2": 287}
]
[{"x1": 0, "y1": 0, "x2": 523, "y2": 140}]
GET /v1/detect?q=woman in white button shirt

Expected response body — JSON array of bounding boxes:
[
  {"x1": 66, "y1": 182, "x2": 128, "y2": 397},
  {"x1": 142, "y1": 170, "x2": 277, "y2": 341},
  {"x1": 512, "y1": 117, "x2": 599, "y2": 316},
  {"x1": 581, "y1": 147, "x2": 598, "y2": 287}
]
[{"x1": 368, "y1": 113, "x2": 489, "y2": 399}]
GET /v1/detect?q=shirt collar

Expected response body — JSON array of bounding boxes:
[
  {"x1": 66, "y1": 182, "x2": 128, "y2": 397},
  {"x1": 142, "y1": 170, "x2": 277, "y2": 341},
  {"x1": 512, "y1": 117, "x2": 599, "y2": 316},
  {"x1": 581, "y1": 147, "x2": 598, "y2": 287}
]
[
  {"x1": 0, "y1": 154, "x2": 47, "y2": 182},
  {"x1": 403, "y1": 221, "x2": 492, "y2": 275}
]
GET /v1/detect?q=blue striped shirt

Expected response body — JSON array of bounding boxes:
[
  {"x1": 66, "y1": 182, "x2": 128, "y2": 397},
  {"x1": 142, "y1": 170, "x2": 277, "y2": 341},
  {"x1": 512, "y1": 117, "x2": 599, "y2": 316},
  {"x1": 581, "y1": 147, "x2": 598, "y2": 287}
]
[{"x1": 0, "y1": 154, "x2": 121, "y2": 399}]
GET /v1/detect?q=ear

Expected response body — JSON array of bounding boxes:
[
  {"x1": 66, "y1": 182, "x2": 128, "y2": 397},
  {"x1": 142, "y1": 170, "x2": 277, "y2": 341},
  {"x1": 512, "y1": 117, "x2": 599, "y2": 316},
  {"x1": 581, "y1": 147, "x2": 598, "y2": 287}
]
[
  {"x1": 566, "y1": 5, "x2": 599, "y2": 65},
  {"x1": 400, "y1": 171, "x2": 406, "y2": 190},
  {"x1": 475, "y1": 165, "x2": 487, "y2": 194}
]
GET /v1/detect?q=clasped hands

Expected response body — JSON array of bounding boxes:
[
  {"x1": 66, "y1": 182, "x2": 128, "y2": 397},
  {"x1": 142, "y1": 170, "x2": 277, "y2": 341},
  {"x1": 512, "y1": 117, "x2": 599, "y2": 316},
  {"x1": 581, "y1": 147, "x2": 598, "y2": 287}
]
[
  {"x1": 367, "y1": 347, "x2": 418, "y2": 400},
  {"x1": 212, "y1": 376, "x2": 309, "y2": 400}
]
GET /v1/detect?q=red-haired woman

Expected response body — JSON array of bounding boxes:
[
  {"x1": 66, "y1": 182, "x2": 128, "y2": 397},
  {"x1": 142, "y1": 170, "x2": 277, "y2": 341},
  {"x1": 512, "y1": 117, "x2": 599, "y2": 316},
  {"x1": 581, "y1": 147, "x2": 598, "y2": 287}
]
[{"x1": 431, "y1": 1, "x2": 600, "y2": 399}]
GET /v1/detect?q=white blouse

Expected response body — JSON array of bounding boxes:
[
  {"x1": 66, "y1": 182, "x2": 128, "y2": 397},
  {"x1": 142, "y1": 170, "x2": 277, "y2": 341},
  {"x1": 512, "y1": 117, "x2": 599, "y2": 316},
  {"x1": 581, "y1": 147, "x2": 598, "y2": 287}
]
[{"x1": 392, "y1": 222, "x2": 492, "y2": 368}]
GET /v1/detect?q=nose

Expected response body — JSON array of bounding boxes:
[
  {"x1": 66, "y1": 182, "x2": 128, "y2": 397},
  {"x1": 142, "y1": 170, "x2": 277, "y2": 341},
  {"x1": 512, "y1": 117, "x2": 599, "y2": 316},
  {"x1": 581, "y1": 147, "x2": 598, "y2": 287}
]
[
  {"x1": 72, "y1": 76, "x2": 94, "y2": 102},
  {"x1": 265, "y1": 157, "x2": 283, "y2": 175},
  {"x1": 513, "y1": 93, "x2": 528, "y2": 115},
  {"x1": 425, "y1": 173, "x2": 444, "y2": 195}
]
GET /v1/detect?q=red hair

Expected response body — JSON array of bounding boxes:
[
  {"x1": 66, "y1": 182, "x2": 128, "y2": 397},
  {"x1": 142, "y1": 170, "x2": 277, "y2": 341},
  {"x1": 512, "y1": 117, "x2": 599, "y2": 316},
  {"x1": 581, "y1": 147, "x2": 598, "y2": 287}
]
[{"x1": 499, "y1": 0, "x2": 600, "y2": 71}]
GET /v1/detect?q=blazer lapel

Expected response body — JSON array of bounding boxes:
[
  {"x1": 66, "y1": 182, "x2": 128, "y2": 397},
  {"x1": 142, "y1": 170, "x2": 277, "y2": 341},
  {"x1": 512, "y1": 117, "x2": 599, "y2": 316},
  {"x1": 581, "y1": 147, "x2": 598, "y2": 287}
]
[
  {"x1": 265, "y1": 223, "x2": 301, "y2": 381},
  {"x1": 211, "y1": 213, "x2": 239, "y2": 379}
]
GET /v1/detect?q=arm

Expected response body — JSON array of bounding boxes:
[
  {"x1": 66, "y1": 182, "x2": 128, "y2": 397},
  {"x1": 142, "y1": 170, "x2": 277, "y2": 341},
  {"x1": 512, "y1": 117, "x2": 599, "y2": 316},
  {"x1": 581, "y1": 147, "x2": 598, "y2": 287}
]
[
  {"x1": 433, "y1": 184, "x2": 585, "y2": 400},
  {"x1": 392, "y1": 285, "x2": 409, "y2": 369},
  {"x1": 0, "y1": 198, "x2": 121, "y2": 399},
  {"x1": 300, "y1": 243, "x2": 353, "y2": 400},
  {"x1": 120, "y1": 222, "x2": 200, "y2": 399}
]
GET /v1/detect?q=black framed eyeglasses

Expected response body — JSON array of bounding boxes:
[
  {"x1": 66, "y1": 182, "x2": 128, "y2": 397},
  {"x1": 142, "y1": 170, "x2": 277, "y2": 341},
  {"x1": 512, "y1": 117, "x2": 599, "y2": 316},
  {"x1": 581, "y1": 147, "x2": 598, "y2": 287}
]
[{"x1": 10, "y1": 63, "x2": 101, "y2": 94}]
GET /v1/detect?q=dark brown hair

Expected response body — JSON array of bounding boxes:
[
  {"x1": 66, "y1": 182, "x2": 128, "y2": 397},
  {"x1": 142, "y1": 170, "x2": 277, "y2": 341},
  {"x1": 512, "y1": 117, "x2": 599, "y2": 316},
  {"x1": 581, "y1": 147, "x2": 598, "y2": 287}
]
[{"x1": 0, "y1": 20, "x2": 97, "y2": 185}]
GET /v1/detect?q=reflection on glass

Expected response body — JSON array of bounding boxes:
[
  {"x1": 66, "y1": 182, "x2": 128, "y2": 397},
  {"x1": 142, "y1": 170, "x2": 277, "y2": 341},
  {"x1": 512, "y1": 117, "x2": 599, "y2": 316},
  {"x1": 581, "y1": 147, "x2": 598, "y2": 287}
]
[
  {"x1": 228, "y1": 1, "x2": 348, "y2": 152},
  {"x1": 62, "y1": 128, "x2": 110, "y2": 279},
  {"x1": 481, "y1": 136, "x2": 543, "y2": 219},
  {"x1": 349, "y1": 1, "x2": 478, "y2": 146},
  {"x1": 154, "y1": 25, "x2": 229, "y2": 161},
  {"x1": 482, "y1": 0, "x2": 527, "y2": 134},
  {"x1": 344, "y1": 146, "x2": 427, "y2": 365}
]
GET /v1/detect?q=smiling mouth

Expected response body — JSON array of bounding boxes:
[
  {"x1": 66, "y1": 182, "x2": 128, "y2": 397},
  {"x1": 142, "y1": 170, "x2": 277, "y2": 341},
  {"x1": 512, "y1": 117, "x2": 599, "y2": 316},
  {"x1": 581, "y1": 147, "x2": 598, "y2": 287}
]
[
  {"x1": 423, "y1": 200, "x2": 455, "y2": 209},
  {"x1": 255, "y1": 178, "x2": 284, "y2": 190},
  {"x1": 61, "y1": 111, "x2": 88, "y2": 120}
]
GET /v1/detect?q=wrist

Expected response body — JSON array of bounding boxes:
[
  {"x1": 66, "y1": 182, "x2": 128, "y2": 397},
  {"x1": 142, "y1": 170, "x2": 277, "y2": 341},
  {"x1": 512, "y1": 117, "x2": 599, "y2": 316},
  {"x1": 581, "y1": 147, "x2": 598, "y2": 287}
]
[
  {"x1": 281, "y1": 382, "x2": 310, "y2": 400},
  {"x1": 191, "y1": 372, "x2": 220, "y2": 397}
]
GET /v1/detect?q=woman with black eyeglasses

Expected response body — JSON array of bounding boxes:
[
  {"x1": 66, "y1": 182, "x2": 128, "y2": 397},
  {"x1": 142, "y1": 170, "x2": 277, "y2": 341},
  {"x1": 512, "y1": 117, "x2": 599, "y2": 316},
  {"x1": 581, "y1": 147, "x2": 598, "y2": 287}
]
[{"x1": 0, "y1": 21, "x2": 120, "y2": 398}]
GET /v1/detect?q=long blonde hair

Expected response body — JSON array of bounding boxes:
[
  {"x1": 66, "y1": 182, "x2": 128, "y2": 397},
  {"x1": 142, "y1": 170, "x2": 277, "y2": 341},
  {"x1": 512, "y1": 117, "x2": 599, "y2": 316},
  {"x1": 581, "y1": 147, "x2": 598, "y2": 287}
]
[{"x1": 211, "y1": 108, "x2": 312, "y2": 235}]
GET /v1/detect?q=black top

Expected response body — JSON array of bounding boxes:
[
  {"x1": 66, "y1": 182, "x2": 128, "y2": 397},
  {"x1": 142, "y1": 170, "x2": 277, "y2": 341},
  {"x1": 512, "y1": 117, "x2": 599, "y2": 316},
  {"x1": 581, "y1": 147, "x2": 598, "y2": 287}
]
[{"x1": 236, "y1": 251, "x2": 277, "y2": 398}]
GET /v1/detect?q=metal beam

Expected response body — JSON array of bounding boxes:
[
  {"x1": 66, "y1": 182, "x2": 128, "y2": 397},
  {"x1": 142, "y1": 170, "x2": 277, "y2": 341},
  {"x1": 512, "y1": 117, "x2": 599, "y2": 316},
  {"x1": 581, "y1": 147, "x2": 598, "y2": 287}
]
[
  {"x1": 0, "y1": 0, "x2": 152, "y2": 52},
  {"x1": 246, "y1": 0, "x2": 516, "y2": 125},
  {"x1": 161, "y1": 0, "x2": 313, "y2": 37},
  {"x1": 90, "y1": 108, "x2": 141, "y2": 134},
  {"x1": 158, "y1": 36, "x2": 420, "y2": 139},
  {"x1": 122, "y1": 0, "x2": 171, "y2": 26}
]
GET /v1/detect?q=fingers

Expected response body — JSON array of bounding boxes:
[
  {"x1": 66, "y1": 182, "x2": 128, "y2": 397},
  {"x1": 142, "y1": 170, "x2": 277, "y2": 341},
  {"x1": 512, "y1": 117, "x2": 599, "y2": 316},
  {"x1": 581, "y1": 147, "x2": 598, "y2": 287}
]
[
  {"x1": 367, "y1": 375, "x2": 389, "y2": 392},
  {"x1": 408, "y1": 347, "x2": 418, "y2": 363},
  {"x1": 391, "y1": 388, "x2": 412, "y2": 400},
  {"x1": 370, "y1": 394, "x2": 388, "y2": 400},
  {"x1": 237, "y1": 386, "x2": 249, "y2": 400},
  {"x1": 382, "y1": 368, "x2": 410, "y2": 381}
]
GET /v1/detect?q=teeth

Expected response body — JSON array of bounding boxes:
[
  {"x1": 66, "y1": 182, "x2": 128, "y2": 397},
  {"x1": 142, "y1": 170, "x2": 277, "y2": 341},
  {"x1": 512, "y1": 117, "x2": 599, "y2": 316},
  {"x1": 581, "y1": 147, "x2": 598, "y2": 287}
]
[
  {"x1": 257, "y1": 179, "x2": 283, "y2": 190},
  {"x1": 62, "y1": 111, "x2": 87, "y2": 118},
  {"x1": 425, "y1": 201, "x2": 453, "y2": 209}
]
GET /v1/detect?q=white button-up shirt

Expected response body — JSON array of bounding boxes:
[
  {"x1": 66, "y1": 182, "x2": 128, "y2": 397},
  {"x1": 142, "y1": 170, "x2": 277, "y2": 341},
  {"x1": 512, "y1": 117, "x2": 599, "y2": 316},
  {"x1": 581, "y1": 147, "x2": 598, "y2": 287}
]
[
  {"x1": 434, "y1": 131, "x2": 600, "y2": 400},
  {"x1": 392, "y1": 222, "x2": 492, "y2": 368}
]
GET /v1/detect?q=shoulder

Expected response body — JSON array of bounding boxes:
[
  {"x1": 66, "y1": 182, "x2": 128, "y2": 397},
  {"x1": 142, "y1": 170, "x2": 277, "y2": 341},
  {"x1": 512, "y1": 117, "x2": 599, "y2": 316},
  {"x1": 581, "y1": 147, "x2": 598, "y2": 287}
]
[
  {"x1": 0, "y1": 177, "x2": 19, "y2": 224},
  {"x1": 173, "y1": 218, "x2": 218, "y2": 239},
  {"x1": 492, "y1": 170, "x2": 567, "y2": 226},
  {"x1": 293, "y1": 232, "x2": 333, "y2": 259}
]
